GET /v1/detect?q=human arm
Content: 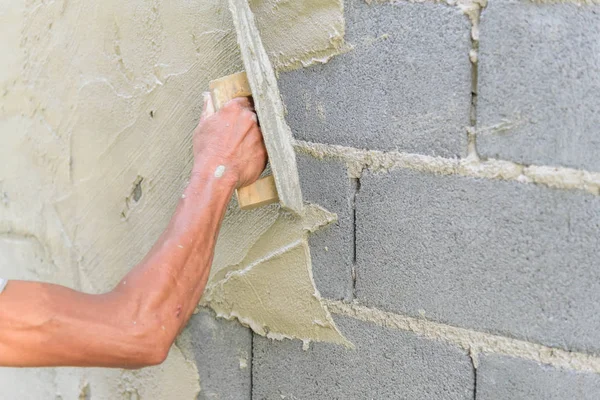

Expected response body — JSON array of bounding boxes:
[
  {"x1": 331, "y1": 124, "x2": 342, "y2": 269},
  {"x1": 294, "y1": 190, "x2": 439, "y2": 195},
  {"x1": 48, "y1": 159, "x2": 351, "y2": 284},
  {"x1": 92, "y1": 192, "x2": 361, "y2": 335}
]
[{"x1": 0, "y1": 95, "x2": 266, "y2": 368}]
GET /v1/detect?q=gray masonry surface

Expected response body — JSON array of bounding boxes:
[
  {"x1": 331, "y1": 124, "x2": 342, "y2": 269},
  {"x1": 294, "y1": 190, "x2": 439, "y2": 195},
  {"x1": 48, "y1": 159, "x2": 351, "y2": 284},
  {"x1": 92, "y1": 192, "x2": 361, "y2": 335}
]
[
  {"x1": 476, "y1": 354, "x2": 600, "y2": 400},
  {"x1": 252, "y1": 316, "x2": 474, "y2": 399},
  {"x1": 185, "y1": 0, "x2": 600, "y2": 397},
  {"x1": 177, "y1": 308, "x2": 252, "y2": 400},
  {"x1": 355, "y1": 168, "x2": 600, "y2": 353},
  {"x1": 477, "y1": 0, "x2": 600, "y2": 170},
  {"x1": 279, "y1": 0, "x2": 471, "y2": 157},
  {"x1": 297, "y1": 153, "x2": 354, "y2": 300}
]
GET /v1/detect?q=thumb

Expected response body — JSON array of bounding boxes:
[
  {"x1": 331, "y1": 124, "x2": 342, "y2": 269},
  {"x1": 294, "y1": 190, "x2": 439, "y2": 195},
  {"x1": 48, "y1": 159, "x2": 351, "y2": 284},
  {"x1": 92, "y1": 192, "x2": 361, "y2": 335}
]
[{"x1": 200, "y1": 92, "x2": 216, "y2": 121}]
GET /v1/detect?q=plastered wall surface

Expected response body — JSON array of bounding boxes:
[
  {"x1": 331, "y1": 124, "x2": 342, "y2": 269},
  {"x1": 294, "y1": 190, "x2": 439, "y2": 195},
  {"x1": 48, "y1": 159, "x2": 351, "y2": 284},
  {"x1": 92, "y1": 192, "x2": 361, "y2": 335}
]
[{"x1": 0, "y1": 0, "x2": 346, "y2": 398}]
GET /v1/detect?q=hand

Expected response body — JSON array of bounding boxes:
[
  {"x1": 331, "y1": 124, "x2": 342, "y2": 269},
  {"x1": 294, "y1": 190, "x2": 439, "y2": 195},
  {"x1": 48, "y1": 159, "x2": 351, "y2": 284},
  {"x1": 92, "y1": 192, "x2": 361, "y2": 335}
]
[{"x1": 192, "y1": 93, "x2": 267, "y2": 189}]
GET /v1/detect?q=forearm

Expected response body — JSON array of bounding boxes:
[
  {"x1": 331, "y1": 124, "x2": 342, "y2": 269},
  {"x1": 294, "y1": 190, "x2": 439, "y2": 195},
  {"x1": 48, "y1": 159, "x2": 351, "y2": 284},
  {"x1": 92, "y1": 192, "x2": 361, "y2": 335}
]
[
  {"x1": 0, "y1": 164, "x2": 235, "y2": 368},
  {"x1": 0, "y1": 282, "x2": 147, "y2": 367},
  {"x1": 0, "y1": 94, "x2": 264, "y2": 368},
  {"x1": 114, "y1": 162, "x2": 236, "y2": 350}
]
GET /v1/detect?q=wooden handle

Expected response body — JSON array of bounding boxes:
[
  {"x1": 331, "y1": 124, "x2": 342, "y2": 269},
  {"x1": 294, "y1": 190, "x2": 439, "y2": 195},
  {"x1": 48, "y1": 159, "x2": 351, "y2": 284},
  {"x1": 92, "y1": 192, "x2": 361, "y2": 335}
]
[
  {"x1": 209, "y1": 71, "x2": 253, "y2": 110},
  {"x1": 209, "y1": 71, "x2": 279, "y2": 210}
]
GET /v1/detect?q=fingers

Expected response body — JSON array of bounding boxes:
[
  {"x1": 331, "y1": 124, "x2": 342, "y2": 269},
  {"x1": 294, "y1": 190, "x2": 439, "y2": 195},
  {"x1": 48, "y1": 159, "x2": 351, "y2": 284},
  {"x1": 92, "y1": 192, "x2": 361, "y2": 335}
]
[
  {"x1": 220, "y1": 97, "x2": 259, "y2": 138},
  {"x1": 200, "y1": 92, "x2": 216, "y2": 121},
  {"x1": 249, "y1": 126, "x2": 268, "y2": 163}
]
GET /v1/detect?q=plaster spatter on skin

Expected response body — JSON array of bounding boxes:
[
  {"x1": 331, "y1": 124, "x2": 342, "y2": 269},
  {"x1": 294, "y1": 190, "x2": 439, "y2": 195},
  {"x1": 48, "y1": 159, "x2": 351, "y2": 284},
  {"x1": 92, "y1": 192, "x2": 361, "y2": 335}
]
[
  {"x1": 0, "y1": 0, "x2": 348, "y2": 396},
  {"x1": 202, "y1": 203, "x2": 351, "y2": 347},
  {"x1": 214, "y1": 165, "x2": 226, "y2": 178}
]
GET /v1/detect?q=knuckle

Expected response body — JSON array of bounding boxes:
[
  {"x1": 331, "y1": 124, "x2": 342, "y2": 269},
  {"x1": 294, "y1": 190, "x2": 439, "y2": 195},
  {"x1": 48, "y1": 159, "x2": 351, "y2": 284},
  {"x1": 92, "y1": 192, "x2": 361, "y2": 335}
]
[
  {"x1": 222, "y1": 99, "x2": 243, "y2": 112},
  {"x1": 242, "y1": 109, "x2": 257, "y2": 122}
]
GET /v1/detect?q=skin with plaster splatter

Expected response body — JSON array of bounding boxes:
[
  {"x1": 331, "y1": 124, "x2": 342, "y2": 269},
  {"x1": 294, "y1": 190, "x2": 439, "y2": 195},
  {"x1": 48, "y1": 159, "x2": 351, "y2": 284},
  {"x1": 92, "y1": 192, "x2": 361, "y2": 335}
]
[
  {"x1": 215, "y1": 165, "x2": 226, "y2": 178},
  {"x1": 0, "y1": 95, "x2": 267, "y2": 368}
]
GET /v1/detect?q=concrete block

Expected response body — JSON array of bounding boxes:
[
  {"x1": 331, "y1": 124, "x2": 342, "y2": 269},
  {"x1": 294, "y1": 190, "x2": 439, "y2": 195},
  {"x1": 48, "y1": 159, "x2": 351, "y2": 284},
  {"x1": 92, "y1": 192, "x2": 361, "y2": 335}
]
[
  {"x1": 252, "y1": 316, "x2": 474, "y2": 399},
  {"x1": 296, "y1": 153, "x2": 354, "y2": 300},
  {"x1": 278, "y1": 0, "x2": 471, "y2": 157},
  {"x1": 477, "y1": 354, "x2": 600, "y2": 400},
  {"x1": 478, "y1": 1, "x2": 600, "y2": 171},
  {"x1": 177, "y1": 308, "x2": 252, "y2": 400},
  {"x1": 355, "y1": 169, "x2": 600, "y2": 353}
]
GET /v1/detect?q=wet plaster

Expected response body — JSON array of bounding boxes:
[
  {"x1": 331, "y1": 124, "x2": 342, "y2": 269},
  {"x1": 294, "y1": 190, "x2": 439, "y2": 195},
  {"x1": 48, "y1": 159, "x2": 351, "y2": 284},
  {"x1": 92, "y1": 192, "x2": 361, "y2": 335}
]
[
  {"x1": 203, "y1": 203, "x2": 350, "y2": 347},
  {"x1": 249, "y1": 0, "x2": 346, "y2": 71},
  {"x1": 0, "y1": 0, "x2": 346, "y2": 398}
]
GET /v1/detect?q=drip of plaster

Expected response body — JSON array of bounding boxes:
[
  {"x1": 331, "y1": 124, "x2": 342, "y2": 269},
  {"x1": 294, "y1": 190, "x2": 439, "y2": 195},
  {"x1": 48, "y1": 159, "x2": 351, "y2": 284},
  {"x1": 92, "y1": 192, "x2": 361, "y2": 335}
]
[{"x1": 1, "y1": 0, "x2": 348, "y2": 396}]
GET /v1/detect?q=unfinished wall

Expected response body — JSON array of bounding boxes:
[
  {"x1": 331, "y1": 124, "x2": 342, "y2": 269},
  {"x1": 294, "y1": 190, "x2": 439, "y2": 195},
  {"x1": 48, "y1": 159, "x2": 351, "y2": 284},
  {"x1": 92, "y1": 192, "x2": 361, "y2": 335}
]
[
  {"x1": 2, "y1": 0, "x2": 600, "y2": 399},
  {"x1": 251, "y1": 0, "x2": 600, "y2": 398}
]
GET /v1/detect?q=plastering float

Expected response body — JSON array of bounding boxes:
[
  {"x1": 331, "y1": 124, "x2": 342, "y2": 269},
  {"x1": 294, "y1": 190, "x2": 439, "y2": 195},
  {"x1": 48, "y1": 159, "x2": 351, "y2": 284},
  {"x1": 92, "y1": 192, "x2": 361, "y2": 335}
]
[{"x1": 209, "y1": 0, "x2": 303, "y2": 214}]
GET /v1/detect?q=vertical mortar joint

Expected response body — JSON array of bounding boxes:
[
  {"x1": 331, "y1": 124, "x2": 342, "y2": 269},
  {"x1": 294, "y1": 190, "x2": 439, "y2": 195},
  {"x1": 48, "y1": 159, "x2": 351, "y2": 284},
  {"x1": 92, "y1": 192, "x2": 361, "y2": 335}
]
[
  {"x1": 249, "y1": 332, "x2": 254, "y2": 398},
  {"x1": 470, "y1": 349, "x2": 479, "y2": 400},
  {"x1": 466, "y1": 0, "x2": 485, "y2": 160},
  {"x1": 350, "y1": 175, "x2": 361, "y2": 300}
]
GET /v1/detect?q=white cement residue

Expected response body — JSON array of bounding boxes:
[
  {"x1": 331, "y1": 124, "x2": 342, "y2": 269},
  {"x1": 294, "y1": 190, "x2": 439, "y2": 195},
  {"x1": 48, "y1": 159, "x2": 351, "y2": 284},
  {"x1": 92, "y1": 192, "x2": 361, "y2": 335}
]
[
  {"x1": 327, "y1": 300, "x2": 600, "y2": 375},
  {"x1": 294, "y1": 140, "x2": 600, "y2": 196},
  {"x1": 214, "y1": 165, "x2": 226, "y2": 178}
]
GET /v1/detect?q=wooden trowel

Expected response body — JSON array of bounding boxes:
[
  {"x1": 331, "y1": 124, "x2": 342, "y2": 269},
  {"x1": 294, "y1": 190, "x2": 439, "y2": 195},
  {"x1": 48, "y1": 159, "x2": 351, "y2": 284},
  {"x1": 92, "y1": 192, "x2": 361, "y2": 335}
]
[{"x1": 208, "y1": 0, "x2": 303, "y2": 215}]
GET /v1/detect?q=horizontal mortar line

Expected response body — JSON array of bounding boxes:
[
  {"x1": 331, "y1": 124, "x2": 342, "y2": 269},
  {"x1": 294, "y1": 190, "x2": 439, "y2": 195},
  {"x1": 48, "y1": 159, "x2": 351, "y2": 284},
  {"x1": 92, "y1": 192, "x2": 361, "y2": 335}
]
[
  {"x1": 366, "y1": 0, "x2": 599, "y2": 8},
  {"x1": 293, "y1": 140, "x2": 600, "y2": 196},
  {"x1": 324, "y1": 299, "x2": 600, "y2": 375},
  {"x1": 529, "y1": 0, "x2": 600, "y2": 5}
]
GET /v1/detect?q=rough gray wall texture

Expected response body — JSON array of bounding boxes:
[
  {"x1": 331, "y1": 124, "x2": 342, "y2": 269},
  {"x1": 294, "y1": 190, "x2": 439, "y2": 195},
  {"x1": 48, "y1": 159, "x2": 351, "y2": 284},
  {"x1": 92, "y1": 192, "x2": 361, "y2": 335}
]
[
  {"x1": 252, "y1": 316, "x2": 474, "y2": 399},
  {"x1": 191, "y1": 0, "x2": 600, "y2": 397},
  {"x1": 477, "y1": 354, "x2": 600, "y2": 400},
  {"x1": 279, "y1": 0, "x2": 471, "y2": 157},
  {"x1": 477, "y1": 0, "x2": 600, "y2": 170},
  {"x1": 177, "y1": 308, "x2": 252, "y2": 400},
  {"x1": 296, "y1": 154, "x2": 354, "y2": 300},
  {"x1": 355, "y1": 168, "x2": 600, "y2": 353}
]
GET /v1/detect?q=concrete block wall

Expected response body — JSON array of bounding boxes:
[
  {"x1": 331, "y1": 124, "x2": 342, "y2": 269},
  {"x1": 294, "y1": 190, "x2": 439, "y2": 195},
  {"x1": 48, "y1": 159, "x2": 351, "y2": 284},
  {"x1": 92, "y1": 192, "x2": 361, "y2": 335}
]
[
  {"x1": 177, "y1": 309, "x2": 252, "y2": 400},
  {"x1": 477, "y1": 0, "x2": 600, "y2": 171},
  {"x1": 249, "y1": 0, "x2": 600, "y2": 398}
]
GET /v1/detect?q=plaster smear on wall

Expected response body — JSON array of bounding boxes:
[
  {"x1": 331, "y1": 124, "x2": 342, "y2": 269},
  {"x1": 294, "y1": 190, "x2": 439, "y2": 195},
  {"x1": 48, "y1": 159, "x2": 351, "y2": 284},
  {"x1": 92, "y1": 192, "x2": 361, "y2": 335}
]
[
  {"x1": 250, "y1": 0, "x2": 346, "y2": 71},
  {"x1": 0, "y1": 0, "x2": 346, "y2": 398},
  {"x1": 203, "y1": 203, "x2": 351, "y2": 347},
  {"x1": 0, "y1": 346, "x2": 200, "y2": 399}
]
